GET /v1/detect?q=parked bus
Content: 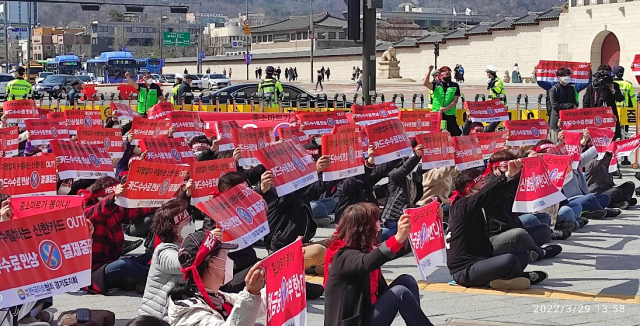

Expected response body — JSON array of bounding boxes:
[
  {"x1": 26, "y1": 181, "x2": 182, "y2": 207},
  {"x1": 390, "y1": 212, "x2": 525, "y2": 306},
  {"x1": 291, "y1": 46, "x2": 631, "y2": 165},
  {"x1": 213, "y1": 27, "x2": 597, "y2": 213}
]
[
  {"x1": 46, "y1": 55, "x2": 82, "y2": 75},
  {"x1": 86, "y1": 51, "x2": 138, "y2": 84},
  {"x1": 22, "y1": 61, "x2": 44, "y2": 84},
  {"x1": 136, "y1": 58, "x2": 162, "y2": 75}
]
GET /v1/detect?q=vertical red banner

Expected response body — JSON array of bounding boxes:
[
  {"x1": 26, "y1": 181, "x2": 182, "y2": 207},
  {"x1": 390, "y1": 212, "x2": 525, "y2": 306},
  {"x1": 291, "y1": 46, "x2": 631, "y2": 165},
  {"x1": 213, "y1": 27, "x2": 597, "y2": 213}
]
[
  {"x1": 320, "y1": 130, "x2": 364, "y2": 181},
  {"x1": 0, "y1": 127, "x2": 19, "y2": 157},
  {"x1": 452, "y1": 135, "x2": 484, "y2": 170},
  {"x1": 415, "y1": 132, "x2": 455, "y2": 170},
  {"x1": 364, "y1": 118, "x2": 413, "y2": 165},
  {"x1": 231, "y1": 127, "x2": 275, "y2": 168},
  {"x1": 405, "y1": 199, "x2": 446, "y2": 280},
  {"x1": 0, "y1": 156, "x2": 57, "y2": 196},
  {"x1": 513, "y1": 156, "x2": 566, "y2": 212},
  {"x1": 255, "y1": 141, "x2": 318, "y2": 196},
  {"x1": 189, "y1": 158, "x2": 237, "y2": 205}
]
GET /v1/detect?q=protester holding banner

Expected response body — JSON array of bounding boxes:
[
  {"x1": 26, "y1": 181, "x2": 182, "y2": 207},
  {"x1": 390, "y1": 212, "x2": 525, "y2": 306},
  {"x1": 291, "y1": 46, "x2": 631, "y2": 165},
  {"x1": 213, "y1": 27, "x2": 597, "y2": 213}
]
[
  {"x1": 447, "y1": 164, "x2": 548, "y2": 290},
  {"x1": 585, "y1": 150, "x2": 637, "y2": 209},
  {"x1": 582, "y1": 65, "x2": 624, "y2": 140},
  {"x1": 324, "y1": 203, "x2": 434, "y2": 326},
  {"x1": 548, "y1": 67, "x2": 579, "y2": 143},
  {"x1": 167, "y1": 230, "x2": 266, "y2": 326},
  {"x1": 423, "y1": 65, "x2": 462, "y2": 136}
]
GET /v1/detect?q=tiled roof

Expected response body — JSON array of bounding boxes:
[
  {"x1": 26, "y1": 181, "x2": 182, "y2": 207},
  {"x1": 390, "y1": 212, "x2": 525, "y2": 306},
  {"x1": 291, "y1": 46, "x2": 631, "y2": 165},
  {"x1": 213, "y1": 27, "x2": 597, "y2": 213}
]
[
  {"x1": 393, "y1": 37, "x2": 418, "y2": 48},
  {"x1": 465, "y1": 22, "x2": 495, "y2": 35},
  {"x1": 513, "y1": 12, "x2": 542, "y2": 26},
  {"x1": 251, "y1": 12, "x2": 344, "y2": 33},
  {"x1": 538, "y1": 6, "x2": 564, "y2": 21},
  {"x1": 443, "y1": 28, "x2": 469, "y2": 40},
  {"x1": 490, "y1": 17, "x2": 517, "y2": 30},
  {"x1": 417, "y1": 33, "x2": 444, "y2": 44}
]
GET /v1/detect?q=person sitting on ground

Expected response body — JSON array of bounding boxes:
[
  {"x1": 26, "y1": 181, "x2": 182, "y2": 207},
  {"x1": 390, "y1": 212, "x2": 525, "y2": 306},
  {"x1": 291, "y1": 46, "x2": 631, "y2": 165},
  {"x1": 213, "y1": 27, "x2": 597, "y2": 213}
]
[
  {"x1": 167, "y1": 231, "x2": 266, "y2": 326},
  {"x1": 417, "y1": 166, "x2": 455, "y2": 218},
  {"x1": 484, "y1": 150, "x2": 563, "y2": 261},
  {"x1": 126, "y1": 315, "x2": 170, "y2": 326},
  {"x1": 447, "y1": 164, "x2": 548, "y2": 290},
  {"x1": 584, "y1": 147, "x2": 637, "y2": 209},
  {"x1": 324, "y1": 203, "x2": 434, "y2": 326}
]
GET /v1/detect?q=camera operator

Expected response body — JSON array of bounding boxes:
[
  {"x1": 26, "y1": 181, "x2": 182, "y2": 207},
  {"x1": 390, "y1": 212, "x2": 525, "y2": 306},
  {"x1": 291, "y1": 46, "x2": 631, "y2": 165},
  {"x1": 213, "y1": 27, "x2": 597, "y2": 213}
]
[{"x1": 583, "y1": 64, "x2": 624, "y2": 140}]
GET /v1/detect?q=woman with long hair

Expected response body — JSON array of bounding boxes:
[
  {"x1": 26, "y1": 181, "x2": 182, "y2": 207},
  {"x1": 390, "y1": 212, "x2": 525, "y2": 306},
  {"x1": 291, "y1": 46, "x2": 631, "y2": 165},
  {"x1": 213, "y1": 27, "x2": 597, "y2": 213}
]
[{"x1": 323, "y1": 202, "x2": 434, "y2": 326}]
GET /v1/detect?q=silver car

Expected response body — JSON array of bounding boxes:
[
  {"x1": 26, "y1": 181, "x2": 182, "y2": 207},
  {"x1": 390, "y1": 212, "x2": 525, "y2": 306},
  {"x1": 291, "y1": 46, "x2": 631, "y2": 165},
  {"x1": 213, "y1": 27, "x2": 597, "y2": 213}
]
[
  {"x1": 203, "y1": 73, "x2": 231, "y2": 90},
  {"x1": 0, "y1": 74, "x2": 15, "y2": 98},
  {"x1": 189, "y1": 74, "x2": 203, "y2": 90}
]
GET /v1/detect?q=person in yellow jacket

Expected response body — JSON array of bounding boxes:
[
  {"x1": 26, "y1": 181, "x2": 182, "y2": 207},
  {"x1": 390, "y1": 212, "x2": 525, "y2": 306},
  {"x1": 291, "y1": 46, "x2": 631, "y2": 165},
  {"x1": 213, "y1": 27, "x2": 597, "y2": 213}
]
[
  {"x1": 486, "y1": 65, "x2": 506, "y2": 103},
  {"x1": 171, "y1": 74, "x2": 183, "y2": 105},
  {"x1": 613, "y1": 66, "x2": 636, "y2": 165},
  {"x1": 424, "y1": 65, "x2": 461, "y2": 136},
  {"x1": 6, "y1": 67, "x2": 33, "y2": 101}
]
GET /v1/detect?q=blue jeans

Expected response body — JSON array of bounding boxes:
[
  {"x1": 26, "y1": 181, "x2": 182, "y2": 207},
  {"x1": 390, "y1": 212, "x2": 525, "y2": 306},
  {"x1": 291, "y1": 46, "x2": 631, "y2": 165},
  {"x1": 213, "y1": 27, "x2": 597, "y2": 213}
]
[
  {"x1": 569, "y1": 194, "x2": 611, "y2": 212},
  {"x1": 558, "y1": 201, "x2": 582, "y2": 229},
  {"x1": 104, "y1": 251, "x2": 152, "y2": 289},
  {"x1": 381, "y1": 221, "x2": 398, "y2": 241},
  {"x1": 366, "y1": 274, "x2": 434, "y2": 326},
  {"x1": 519, "y1": 213, "x2": 551, "y2": 228},
  {"x1": 310, "y1": 198, "x2": 336, "y2": 220}
]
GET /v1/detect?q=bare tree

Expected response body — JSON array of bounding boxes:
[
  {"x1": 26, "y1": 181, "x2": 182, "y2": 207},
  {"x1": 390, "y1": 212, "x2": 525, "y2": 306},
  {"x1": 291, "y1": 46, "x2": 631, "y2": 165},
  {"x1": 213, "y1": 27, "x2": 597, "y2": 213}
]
[{"x1": 376, "y1": 18, "x2": 422, "y2": 42}]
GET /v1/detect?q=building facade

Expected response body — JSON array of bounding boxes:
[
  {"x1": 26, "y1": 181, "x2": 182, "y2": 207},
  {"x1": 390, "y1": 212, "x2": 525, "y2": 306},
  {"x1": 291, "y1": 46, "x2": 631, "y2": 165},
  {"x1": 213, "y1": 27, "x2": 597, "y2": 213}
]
[{"x1": 0, "y1": 1, "x2": 37, "y2": 41}]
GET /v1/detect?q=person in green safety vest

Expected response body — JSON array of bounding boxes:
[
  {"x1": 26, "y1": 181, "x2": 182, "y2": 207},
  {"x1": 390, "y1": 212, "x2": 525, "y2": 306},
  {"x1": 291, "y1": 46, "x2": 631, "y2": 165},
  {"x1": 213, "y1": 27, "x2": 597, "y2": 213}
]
[
  {"x1": 486, "y1": 65, "x2": 506, "y2": 103},
  {"x1": 6, "y1": 67, "x2": 33, "y2": 101},
  {"x1": 424, "y1": 65, "x2": 462, "y2": 136},
  {"x1": 613, "y1": 66, "x2": 636, "y2": 165},
  {"x1": 171, "y1": 74, "x2": 184, "y2": 105},
  {"x1": 258, "y1": 66, "x2": 283, "y2": 109},
  {"x1": 125, "y1": 71, "x2": 165, "y2": 118}
]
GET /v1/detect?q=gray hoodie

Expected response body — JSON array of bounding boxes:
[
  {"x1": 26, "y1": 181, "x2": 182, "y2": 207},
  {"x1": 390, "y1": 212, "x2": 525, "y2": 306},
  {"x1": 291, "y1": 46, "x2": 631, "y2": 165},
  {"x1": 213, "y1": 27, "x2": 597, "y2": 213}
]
[{"x1": 167, "y1": 289, "x2": 266, "y2": 326}]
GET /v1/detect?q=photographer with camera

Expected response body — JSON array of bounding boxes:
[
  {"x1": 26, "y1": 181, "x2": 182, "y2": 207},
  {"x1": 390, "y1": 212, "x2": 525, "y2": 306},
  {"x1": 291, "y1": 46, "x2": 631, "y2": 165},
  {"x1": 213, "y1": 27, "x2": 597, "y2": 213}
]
[{"x1": 583, "y1": 64, "x2": 624, "y2": 140}]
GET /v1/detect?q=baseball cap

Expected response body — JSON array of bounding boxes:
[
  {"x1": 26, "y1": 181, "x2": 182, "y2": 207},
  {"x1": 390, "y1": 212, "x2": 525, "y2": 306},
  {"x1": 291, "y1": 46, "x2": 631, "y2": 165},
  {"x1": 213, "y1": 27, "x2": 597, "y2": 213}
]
[
  {"x1": 16, "y1": 67, "x2": 25, "y2": 75},
  {"x1": 184, "y1": 74, "x2": 195, "y2": 80},
  {"x1": 613, "y1": 66, "x2": 625, "y2": 75},
  {"x1": 266, "y1": 66, "x2": 275, "y2": 74}
]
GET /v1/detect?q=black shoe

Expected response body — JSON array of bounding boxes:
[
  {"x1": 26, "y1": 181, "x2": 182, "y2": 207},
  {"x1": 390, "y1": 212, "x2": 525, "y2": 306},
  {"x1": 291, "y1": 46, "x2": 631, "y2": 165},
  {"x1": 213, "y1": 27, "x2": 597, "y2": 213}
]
[
  {"x1": 122, "y1": 239, "x2": 143, "y2": 255},
  {"x1": 135, "y1": 282, "x2": 146, "y2": 295},
  {"x1": 542, "y1": 244, "x2": 562, "y2": 259},
  {"x1": 579, "y1": 216, "x2": 589, "y2": 226},
  {"x1": 552, "y1": 229, "x2": 571, "y2": 240},
  {"x1": 629, "y1": 198, "x2": 637, "y2": 207},
  {"x1": 306, "y1": 282, "x2": 324, "y2": 300},
  {"x1": 581, "y1": 210, "x2": 606, "y2": 219},
  {"x1": 605, "y1": 208, "x2": 622, "y2": 217},
  {"x1": 555, "y1": 221, "x2": 575, "y2": 231},
  {"x1": 621, "y1": 159, "x2": 632, "y2": 166},
  {"x1": 609, "y1": 201, "x2": 627, "y2": 209},
  {"x1": 527, "y1": 271, "x2": 548, "y2": 285}
]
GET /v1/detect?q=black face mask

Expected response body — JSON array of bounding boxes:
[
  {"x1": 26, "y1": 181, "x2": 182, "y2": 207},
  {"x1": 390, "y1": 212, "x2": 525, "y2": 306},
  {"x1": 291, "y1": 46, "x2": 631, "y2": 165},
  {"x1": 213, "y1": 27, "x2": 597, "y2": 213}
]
[{"x1": 443, "y1": 77, "x2": 452, "y2": 83}]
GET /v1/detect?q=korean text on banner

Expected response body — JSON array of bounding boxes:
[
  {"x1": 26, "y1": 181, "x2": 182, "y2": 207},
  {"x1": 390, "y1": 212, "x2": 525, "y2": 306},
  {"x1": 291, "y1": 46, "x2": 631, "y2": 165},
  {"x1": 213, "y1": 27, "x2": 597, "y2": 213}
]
[
  {"x1": 76, "y1": 127, "x2": 124, "y2": 159},
  {"x1": 168, "y1": 111, "x2": 205, "y2": 138},
  {"x1": 231, "y1": 127, "x2": 275, "y2": 168},
  {"x1": 148, "y1": 102, "x2": 174, "y2": 120},
  {"x1": 452, "y1": 135, "x2": 484, "y2": 170},
  {"x1": 2, "y1": 99, "x2": 38, "y2": 126},
  {"x1": 264, "y1": 238, "x2": 307, "y2": 326},
  {"x1": 364, "y1": 118, "x2": 413, "y2": 165},
  {"x1": 255, "y1": 140, "x2": 318, "y2": 197},
  {"x1": 50, "y1": 140, "x2": 115, "y2": 180},
  {"x1": 473, "y1": 131, "x2": 508, "y2": 159},
  {"x1": 513, "y1": 156, "x2": 566, "y2": 212},
  {"x1": 296, "y1": 111, "x2": 348, "y2": 135},
  {"x1": 414, "y1": 132, "x2": 455, "y2": 170},
  {"x1": 139, "y1": 138, "x2": 196, "y2": 164},
  {"x1": 587, "y1": 127, "x2": 615, "y2": 159},
  {"x1": 563, "y1": 131, "x2": 582, "y2": 169},
  {"x1": 0, "y1": 127, "x2": 20, "y2": 157},
  {"x1": 405, "y1": 199, "x2": 446, "y2": 280},
  {"x1": 464, "y1": 99, "x2": 509, "y2": 123},
  {"x1": 10, "y1": 196, "x2": 86, "y2": 219},
  {"x1": 430, "y1": 112, "x2": 442, "y2": 133},
  {"x1": 130, "y1": 117, "x2": 171, "y2": 145},
  {"x1": 64, "y1": 110, "x2": 103, "y2": 135},
  {"x1": 0, "y1": 156, "x2": 57, "y2": 196},
  {"x1": 536, "y1": 61, "x2": 591, "y2": 92},
  {"x1": 399, "y1": 110, "x2": 432, "y2": 137},
  {"x1": 196, "y1": 184, "x2": 269, "y2": 250},
  {"x1": 25, "y1": 119, "x2": 69, "y2": 146},
  {"x1": 110, "y1": 102, "x2": 139, "y2": 121},
  {"x1": 277, "y1": 125, "x2": 309, "y2": 143},
  {"x1": 352, "y1": 102, "x2": 399, "y2": 125},
  {"x1": 560, "y1": 108, "x2": 616, "y2": 132},
  {"x1": 46, "y1": 111, "x2": 63, "y2": 120},
  {"x1": 320, "y1": 130, "x2": 364, "y2": 181},
  {"x1": 542, "y1": 154, "x2": 572, "y2": 190},
  {"x1": 607, "y1": 134, "x2": 640, "y2": 173},
  {"x1": 0, "y1": 205, "x2": 92, "y2": 309},
  {"x1": 116, "y1": 160, "x2": 189, "y2": 208},
  {"x1": 504, "y1": 119, "x2": 549, "y2": 146},
  {"x1": 189, "y1": 158, "x2": 236, "y2": 205},
  {"x1": 215, "y1": 121, "x2": 241, "y2": 151}
]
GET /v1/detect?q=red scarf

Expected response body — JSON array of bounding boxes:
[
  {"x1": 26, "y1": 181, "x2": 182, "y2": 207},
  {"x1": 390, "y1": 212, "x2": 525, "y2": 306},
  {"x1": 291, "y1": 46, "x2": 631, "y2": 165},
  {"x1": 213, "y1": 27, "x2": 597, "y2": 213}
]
[{"x1": 324, "y1": 239, "x2": 381, "y2": 304}]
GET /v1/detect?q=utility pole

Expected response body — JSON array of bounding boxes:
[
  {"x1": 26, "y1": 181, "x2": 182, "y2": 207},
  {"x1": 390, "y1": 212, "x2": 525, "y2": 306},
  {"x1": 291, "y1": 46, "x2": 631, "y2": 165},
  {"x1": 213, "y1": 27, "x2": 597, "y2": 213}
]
[
  {"x1": 309, "y1": 0, "x2": 313, "y2": 83},
  {"x1": 197, "y1": 0, "x2": 203, "y2": 74},
  {"x1": 4, "y1": 1, "x2": 8, "y2": 73},
  {"x1": 159, "y1": 10, "x2": 163, "y2": 61},
  {"x1": 362, "y1": 0, "x2": 381, "y2": 105},
  {"x1": 26, "y1": 0, "x2": 31, "y2": 80},
  {"x1": 246, "y1": 0, "x2": 249, "y2": 81}
]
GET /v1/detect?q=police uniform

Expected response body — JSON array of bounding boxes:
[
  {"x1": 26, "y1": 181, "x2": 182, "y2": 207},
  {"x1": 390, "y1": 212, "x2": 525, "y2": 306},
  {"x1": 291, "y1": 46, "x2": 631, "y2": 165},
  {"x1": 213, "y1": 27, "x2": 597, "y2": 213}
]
[
  {"x1": 258, "y1": 77, "x2": 283, "y2": 108},
  {"x1": 487, "y1": 65, "x2": 506, "y2": 103},
  {"x1": 6, "y1": 77, "x2": 32, "y2": 101}
]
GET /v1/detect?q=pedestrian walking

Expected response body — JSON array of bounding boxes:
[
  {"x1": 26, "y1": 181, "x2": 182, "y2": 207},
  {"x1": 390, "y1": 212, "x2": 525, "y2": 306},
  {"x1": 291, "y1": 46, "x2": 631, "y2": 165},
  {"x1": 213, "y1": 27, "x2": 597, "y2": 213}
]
[
  {"x1": 356, "y1": 73, "x2": 362, "y2": 92},
  {"x1": 352, "y1": 66, "x2": 357, "y2": 80},
  {"x1": 223, "y1": 68, "x2": 227, "y2": 77},
  {"x1": 276, "y1": 66, "x2": 282, "y2": 80},
  {"x1": 229, "y1": 68, "x2": 232, "y2": 79},
  {"x1": 326, "y1": 67, "x2": 331, "y2": 81},
  {"x1": 315, "y1": 70, "x2": 323, "y2": 91},
  {"x1": 293, "y1": 67, "x2": 298, "y2": 81}
]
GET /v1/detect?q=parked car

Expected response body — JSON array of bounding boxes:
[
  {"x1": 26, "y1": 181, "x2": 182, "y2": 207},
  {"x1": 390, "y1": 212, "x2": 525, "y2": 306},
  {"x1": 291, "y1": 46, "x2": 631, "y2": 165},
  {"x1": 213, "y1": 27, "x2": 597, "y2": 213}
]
[
  {"x1": 35, "y1": 72, "x2": 53, "y2": 84},
  {"x1": 0, "y1": 73, "x2": 15, "y2": 98},
  {"x1": 76, "y1": 75, "x2": 98, "y2": 84},
  {"x1": 151, "y1": 74, "x2": 162, "y2": 82},
  {"x1": 189, "y1": 74, "x2": 203, "y2": 91},
  {"x1": 33, "y1": 74, "x2": 81, "y2": 98},
  {"x1": 160, "y1": 74, "x2": 176, "y2": 84},
  {"x1": 202, "y1": 73, "x2": 231, "y2": 90}
]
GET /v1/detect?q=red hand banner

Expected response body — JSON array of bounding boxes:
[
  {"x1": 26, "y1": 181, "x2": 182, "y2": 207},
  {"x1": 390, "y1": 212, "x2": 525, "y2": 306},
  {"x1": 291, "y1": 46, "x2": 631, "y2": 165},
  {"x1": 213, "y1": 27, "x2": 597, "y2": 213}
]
[
  {"x1": 116, "y1": 160, "x2": 189, "y2": 208},
  {"x1": 541, "y1": 154, "x2": 572, "y2": 190},
  {"x1": 560, "y1": 108, "x2": 616, "y2": 132},
  {"x1": 277, "y1": 125, "x2": 309, "y2": 143},
  {"x1": 430, "y1": 112, "x2": 442, "y2": 133},
  {"x1": 0, "y1": 156, "x2": 57, "y2": 196},
  {"x1": 513, "y1": 156, "x2": 566, "y2": 212},
  {"x1": 415, "y1": 132, "x2": 455, "y2": 170},
  {"x1": 255, "y1": 140, "x2": 318, "y2": 196},
  {"x1": 464, "y1": 99, "x2": 509, "y2": 123},
  {"x1": 296, "y1": 111, "x2": 348, "y2": 135},
  {"x1": 63, "y1": 110, "x2": 103, "y2": 135},
  {"x1": 320, "y1": 130, "x2": 364, "y2": 181},
  {"x1": 148, "y1": 102, "x2": 174, "y2": 120},
  {"x1": 364, "y1": 118, "x2": 413, "y2": 165},
  {"x1": 504, "y1": 119, "x2": 549, "y2": 146},
  {"x1": 189, "y1": 158, "x2": 237, "y2": 205},
  {"x1": 399, "y1": 110, "x2": 432, "y2": 137},
  {"x1": 264, "y1": 238, "x2": 307, "y2": 326},
  {"x1": 215, "y1": 121, "x2": 241, "y2": 151},
  {"x1": 473, "y1": 131, "x2": 508, "y2": 160},
  {"x1": 0, "y1": 127, "x2": 19, "y2": 158},
  {"x1": 2, "y1": 99, "x2": 38, "y2": 126},
  {"x1": 452, "y1": 135, "x2": 484, "y2": 170},
  {"x1": 168, "y1": 111, "x2": 205, "y2": 138},
  {"x1": 130, "y1": 117, "x2": 172, "y2": 145},
  {"x1": 536, "y1": 61, "x2": 591, "y2": 85},
  {"x1": 10, "y1": 196, "x2": 86, "y2": 219},
  {"x1": 138, "y1": 138, "x2": 196, "y2": 164},
  {"x1": 110, "y1": 102, "x2": 139, "y2": 121},
  {"x1": 352, "y1": 102, "x2": 400, "y2": 125},
  {"x1": 0, "y1": 205, "x2": 91, "y2": 309},
  {"x1": 405, "y1": 199, "x2": 446, "y2": 280},
  {"x1": 563, "y1": 131, "x2": 582, "y2": 169},
  {"x1": 25, "y1": 119, "x2": 69, "y2": 145},
  {"x1": 49, "y1": 140, "x2": 115, "y2": 180},
  {"x1": 196, "y1": 184, "x2": 269, "y2": 250},
  {"x1": 76, "y1": 127, "x2": 124, "y2": 159},
  {"x1": 586, "y1": 127, "x2": 615, "y2": 159},
  {"x1": 231, "y1": 127, "x2": 275, "y2": 168}
]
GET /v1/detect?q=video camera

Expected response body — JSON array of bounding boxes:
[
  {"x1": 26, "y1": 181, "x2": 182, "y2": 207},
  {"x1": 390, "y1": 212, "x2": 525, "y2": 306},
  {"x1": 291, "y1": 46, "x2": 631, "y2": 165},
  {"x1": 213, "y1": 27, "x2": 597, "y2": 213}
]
[{"x1": 592, "y1": 70, "x2": 614, "y2": 88}]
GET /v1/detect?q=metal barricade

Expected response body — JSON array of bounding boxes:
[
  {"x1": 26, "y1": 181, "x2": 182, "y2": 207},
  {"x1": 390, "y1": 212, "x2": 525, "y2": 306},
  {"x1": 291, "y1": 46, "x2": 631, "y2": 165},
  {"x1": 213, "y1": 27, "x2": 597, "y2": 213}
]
[
  {"x1": 411, "y1": 93, "x2": 424, "y2": 110},
  {"x1": 392, "y1": 93, "x2": 404, "y2": 108},
  {"x1": 333, "y1": 93, "x2": 347, "y2": 110}
]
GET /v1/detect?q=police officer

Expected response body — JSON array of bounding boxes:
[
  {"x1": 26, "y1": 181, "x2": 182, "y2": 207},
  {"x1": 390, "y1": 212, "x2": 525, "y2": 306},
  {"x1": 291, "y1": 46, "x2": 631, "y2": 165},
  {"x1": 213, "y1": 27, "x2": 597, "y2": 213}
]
[
  {"x1": 258, "y1": 66, "x2": 283, "y2": 109},
  {"x1": 6, "y1": 67, "x2": 33, "y2": 101},
  {"x1": 486, "y1": 65, "x2": 506, "y2": 103},
  {"x1": 177, "y1": 74, "x2": 194, "y2": 105},
  {"x1": 613, "y1": 66, "x2": 636, "y2": 165},
  {"x1": 171, "y1": 73, "x2": 183, "y2": 105}
]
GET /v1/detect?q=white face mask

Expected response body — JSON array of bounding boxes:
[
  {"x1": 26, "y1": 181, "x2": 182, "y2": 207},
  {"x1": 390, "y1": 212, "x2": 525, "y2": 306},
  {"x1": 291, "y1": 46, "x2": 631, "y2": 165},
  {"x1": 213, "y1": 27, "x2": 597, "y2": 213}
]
[
  {"x1": 133, "y1": 147, "x2": 142, "y2": 156},
  {"x1": 486, "y1": 78, "x2": 492, "y2": 84},
  {"x1": 560, "y1": 76, "x2": 571, "y2": 84},
  {"x1": 223, "y1": 257, "x2": 234, "y2": 285},
  {"x1": 57, "y1": 186, "x2": 71, "y2": 196},
  {"x1": 145, "y1": 79, "x2": 153, "y2": 85},
  {"x1": 180, "y1": 222, "x2": 196, "y2": 240}
]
